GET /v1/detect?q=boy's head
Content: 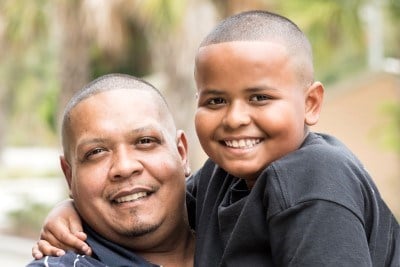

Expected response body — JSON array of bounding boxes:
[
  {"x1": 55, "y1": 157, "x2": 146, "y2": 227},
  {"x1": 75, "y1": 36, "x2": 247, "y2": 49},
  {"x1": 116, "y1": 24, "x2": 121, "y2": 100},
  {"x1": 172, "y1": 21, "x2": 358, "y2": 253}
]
[{"x1": 194, "y1": 10, "x2": 324, "y2": 187}]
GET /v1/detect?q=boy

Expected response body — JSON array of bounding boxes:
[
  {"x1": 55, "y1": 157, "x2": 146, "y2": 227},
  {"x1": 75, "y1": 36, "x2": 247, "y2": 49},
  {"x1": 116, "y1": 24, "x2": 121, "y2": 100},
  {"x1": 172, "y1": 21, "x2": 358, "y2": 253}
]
[{"x1": 34, "y1": 10, "x2": 400, "y2": 266}]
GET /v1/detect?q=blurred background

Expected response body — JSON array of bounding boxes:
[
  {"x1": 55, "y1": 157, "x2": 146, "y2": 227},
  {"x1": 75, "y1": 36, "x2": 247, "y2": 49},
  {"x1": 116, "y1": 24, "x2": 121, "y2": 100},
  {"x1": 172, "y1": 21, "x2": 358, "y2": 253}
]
[{"x1": 0, "y1": 0, "x2": 399, "y2": 265}]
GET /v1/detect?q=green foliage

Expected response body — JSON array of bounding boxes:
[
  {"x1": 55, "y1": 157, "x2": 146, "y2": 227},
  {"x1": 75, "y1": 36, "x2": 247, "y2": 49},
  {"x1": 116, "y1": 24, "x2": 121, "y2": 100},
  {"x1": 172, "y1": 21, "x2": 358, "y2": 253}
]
[
  {"x1": 133, "y1": 0, "x2": 187, "y2": 31},
  {"x1": 90, "y1": 21, "x2": 153, "y2": 78},
  {"x1": 0, "y1": 0, "x2": 59, "y2": 145},
  {"x1": 278, "y1": 0, "x2": 366, "y2": 84}
]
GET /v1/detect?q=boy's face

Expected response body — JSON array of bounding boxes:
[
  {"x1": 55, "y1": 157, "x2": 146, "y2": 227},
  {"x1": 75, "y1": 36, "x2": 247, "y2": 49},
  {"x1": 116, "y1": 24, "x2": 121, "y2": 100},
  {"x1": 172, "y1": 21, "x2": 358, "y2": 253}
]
[
  {"x1": 61, "y1": 89, "x2": 189, "y2": 250},
  {"x1": 194, "y1": 41, "x2": 314, "y2": 187}
]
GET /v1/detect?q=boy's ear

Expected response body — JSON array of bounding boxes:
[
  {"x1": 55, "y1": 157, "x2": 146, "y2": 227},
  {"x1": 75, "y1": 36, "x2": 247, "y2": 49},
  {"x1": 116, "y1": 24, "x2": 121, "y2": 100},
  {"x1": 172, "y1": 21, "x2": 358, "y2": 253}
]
[
  {"x1": 60, "y1": 156, "x2": 73, "y2": 193},
  {"x1": 304, "y1": 81, "x2": 324, "y2": 126}
]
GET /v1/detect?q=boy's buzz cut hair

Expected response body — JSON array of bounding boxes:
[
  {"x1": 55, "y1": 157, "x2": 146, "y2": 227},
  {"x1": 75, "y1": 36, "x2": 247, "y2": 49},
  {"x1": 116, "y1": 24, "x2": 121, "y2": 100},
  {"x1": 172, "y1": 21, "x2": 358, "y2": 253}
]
[
  {"x1": 199, "y1": 10, "x2": 314, "y2": 82},
  {"x1": 200, "y1": 10, "x2": 311, "y2": 54}
]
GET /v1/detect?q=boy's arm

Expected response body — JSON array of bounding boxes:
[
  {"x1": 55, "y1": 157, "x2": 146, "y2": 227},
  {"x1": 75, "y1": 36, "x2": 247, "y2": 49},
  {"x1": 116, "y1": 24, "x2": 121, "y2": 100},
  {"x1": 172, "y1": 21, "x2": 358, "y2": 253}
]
[{"x1": 32, "y1": 199, "x2": 92, "y2": 259}]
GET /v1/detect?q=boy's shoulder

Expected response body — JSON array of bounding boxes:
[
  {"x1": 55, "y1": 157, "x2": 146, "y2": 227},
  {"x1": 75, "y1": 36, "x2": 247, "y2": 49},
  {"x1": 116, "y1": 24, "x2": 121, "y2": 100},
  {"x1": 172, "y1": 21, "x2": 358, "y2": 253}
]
[
  {"x1": 264, "y1": 132, "x2": 374, "y2": 215},
  {"x1": 276, "y1": 132, "x2": 361, "y2": 170}
]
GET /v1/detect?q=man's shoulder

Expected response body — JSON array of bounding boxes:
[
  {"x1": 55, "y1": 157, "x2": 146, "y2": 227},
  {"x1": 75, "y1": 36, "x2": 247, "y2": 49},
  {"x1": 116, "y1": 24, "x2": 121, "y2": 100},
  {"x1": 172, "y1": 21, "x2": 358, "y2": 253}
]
[{"x1": 26, "y1": 251, "x2": 106, "y2": 267}]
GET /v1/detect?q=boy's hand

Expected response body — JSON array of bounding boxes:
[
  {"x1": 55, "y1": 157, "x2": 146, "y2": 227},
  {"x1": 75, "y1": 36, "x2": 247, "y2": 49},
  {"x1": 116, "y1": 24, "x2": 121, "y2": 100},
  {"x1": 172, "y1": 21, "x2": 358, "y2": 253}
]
[{"x1": 31, "y1": 199, "x2": 92, "y2": 259}]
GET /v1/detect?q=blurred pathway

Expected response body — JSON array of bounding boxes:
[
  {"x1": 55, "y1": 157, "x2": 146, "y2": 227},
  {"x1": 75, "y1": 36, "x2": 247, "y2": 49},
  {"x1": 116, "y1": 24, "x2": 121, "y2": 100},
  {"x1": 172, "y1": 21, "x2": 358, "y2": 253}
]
[
  {"x1": 0, "y1": 234, "x2": 35, "y2": 266},
  {"x1": 0, "y1": 147, "x2": 66, "y2": 266}
]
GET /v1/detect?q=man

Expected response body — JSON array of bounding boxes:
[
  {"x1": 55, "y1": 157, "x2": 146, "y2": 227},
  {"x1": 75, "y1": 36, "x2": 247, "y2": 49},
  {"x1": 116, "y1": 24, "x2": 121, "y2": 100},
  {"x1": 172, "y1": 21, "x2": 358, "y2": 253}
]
[{"x1": 27, "y1": 73, "x2": 194, "y2": 267}]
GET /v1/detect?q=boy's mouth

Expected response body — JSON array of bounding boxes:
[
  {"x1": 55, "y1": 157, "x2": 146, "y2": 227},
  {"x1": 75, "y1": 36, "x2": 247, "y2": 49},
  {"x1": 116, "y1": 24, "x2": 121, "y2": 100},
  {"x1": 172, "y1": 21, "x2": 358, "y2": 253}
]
[{"x1": 223, "y1": 138, "x2": 261, "y2": 149}]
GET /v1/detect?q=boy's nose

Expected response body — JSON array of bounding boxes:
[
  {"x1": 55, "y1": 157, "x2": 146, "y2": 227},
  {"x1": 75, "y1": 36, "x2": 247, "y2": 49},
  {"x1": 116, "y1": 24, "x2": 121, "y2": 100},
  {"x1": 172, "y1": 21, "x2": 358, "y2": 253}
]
[
  {"x1": 222, "y1": 102, "x2": 251, "y2": 129},
  {"x1": 109, "y1": 147, "x2": 143, "y2": 180}
]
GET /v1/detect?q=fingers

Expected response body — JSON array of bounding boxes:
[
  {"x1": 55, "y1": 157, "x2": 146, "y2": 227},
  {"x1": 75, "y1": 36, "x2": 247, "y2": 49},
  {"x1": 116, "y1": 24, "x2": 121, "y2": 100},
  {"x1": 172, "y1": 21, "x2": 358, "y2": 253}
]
[
  {"x1": 40, "y1": 224, "x2": 90, "y2": 255},
  {"x1": 73, "y1": 232, "x2": 92, "y2": 255},
  {"x1": 33, "y1": 240, "x2": 65, "y2": 259},
  {"x1": 32, "y1": 243, "x2": 43, "y2": 259},
  {"x1": 36, "y1": 199, "x2": 92, "y2": 256}
]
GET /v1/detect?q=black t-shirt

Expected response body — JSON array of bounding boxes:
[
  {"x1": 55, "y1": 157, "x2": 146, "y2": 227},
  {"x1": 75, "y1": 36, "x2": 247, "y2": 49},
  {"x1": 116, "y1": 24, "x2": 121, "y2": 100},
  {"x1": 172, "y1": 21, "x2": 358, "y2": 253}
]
[{"x1": 187, "y1": 132, "x2": 400, "y2": 266}]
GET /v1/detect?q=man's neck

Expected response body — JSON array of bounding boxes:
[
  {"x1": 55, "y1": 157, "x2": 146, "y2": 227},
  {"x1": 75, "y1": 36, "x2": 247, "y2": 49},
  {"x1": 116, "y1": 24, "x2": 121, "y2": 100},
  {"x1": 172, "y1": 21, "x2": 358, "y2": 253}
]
[{"x1": 139, "y1": 228, "x2": 195, "y2": 267}]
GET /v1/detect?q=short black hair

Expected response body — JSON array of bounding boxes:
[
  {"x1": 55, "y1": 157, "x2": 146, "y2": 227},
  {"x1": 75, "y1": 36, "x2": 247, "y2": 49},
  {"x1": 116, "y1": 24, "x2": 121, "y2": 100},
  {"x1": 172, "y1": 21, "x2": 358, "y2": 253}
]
[
  {"x1": 61, "y1": 73, "x2": 171, "y2": 157},
  {"x1": 200, "y1": 10, "x2": 310, "y2": 52}
]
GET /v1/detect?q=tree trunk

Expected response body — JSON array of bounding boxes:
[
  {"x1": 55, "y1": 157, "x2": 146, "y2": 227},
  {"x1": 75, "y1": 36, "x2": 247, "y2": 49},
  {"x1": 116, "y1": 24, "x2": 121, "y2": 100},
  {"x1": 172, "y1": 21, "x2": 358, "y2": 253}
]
[{"x1": 55, "y1": 0, "x2": 90, "y2": 133}]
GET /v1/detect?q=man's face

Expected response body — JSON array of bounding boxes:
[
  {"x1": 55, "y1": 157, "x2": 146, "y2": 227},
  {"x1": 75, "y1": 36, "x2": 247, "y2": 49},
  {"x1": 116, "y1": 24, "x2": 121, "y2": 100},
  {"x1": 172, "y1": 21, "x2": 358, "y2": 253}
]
[
  {"x1": 194, "y1": 41, "x2": 310, "y2": 187},
  {"x1": 62, "y1": 89, "x2": 189, "y2": 250}
]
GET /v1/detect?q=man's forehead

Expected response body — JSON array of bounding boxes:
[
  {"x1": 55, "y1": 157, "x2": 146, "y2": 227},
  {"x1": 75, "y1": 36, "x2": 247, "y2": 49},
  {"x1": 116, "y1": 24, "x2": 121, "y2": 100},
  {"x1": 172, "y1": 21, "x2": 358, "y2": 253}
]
[{"x1": 73, "y1": 88, "x2": 161, "y2": 109}]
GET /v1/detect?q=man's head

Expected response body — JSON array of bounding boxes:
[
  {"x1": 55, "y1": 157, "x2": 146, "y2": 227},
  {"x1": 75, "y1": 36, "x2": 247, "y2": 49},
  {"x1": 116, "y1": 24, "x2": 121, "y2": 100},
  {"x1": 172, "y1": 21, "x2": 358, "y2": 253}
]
[
  {"x1": 194, "y1": 10, "x2": 324, "y2": 187},
  {"x1": 60, "y1": 74, "x2": 191, "y2": 251}
]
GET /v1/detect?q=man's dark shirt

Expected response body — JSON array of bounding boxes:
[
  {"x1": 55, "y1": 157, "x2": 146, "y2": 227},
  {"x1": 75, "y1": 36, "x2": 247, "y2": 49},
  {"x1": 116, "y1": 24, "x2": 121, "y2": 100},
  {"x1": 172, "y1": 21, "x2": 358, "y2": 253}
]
[{"x1": 26, "y1": 223, "x2": 159, "y2": 267}]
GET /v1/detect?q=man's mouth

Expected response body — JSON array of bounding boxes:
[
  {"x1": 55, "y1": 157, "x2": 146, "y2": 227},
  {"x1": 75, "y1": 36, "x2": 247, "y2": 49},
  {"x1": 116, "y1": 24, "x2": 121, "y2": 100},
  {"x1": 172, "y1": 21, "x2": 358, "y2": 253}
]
[
  {"x1": 113, "y1": 192, "x2": 150, "y2": 204},
  {"x1": 223, "y1": 138, "x2": 261, "y2": 149}
]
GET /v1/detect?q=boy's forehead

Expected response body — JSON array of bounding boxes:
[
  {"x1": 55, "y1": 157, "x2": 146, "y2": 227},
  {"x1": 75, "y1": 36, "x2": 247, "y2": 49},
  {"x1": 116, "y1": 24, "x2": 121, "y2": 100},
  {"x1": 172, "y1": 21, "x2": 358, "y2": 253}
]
[
  {"x1": 197, "y1": 40, "x2": 287, "y2": 55},
  {"x1": 195, "y1": 40, "x2": 289, "y2": 70}
]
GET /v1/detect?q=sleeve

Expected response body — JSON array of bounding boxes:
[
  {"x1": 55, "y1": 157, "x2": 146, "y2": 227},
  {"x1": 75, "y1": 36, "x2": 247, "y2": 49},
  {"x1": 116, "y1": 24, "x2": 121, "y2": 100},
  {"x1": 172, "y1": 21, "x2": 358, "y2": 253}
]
[
  {"x1": 25, "y1": 256, "x2": 70, "y2": 267},
  {"x1": 268, "y1": 199, "x2": 373, "y2": 266}
]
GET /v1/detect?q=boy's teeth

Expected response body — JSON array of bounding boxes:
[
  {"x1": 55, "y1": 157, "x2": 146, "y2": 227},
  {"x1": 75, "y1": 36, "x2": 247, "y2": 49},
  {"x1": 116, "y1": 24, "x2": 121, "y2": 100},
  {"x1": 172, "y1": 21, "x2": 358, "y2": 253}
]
[
  {"x1": 225, "y1": 139, "x2": 260, "y2": 148},
  {"x1": 115, "y1": 192, "x2": 148, "y2": 203}
]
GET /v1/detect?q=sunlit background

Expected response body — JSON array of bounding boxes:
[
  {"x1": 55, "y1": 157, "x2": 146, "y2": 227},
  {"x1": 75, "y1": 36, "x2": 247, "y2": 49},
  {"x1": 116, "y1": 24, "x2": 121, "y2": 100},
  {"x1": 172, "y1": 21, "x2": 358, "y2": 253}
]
[{"x1": 0, "y1": 0, "x2": 399, "y2": 265}]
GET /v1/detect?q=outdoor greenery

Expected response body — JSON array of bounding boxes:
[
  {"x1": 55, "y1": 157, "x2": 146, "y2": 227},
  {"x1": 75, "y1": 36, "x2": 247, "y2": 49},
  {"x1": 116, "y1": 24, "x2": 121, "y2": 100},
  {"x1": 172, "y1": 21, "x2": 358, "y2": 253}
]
[{"x1": 0, "y1": 0, "x2": 398, "y2": 150}]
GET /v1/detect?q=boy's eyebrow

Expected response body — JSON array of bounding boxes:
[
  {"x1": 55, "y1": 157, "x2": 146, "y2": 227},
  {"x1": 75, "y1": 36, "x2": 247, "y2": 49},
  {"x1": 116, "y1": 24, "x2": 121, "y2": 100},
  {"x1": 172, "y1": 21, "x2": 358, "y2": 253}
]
[
  {"x1": 199, "y1": 86, "x2": 279, "y2": 95},
  {"x1": 245, "y1": 86, "x2": 279, "y2": 93}
]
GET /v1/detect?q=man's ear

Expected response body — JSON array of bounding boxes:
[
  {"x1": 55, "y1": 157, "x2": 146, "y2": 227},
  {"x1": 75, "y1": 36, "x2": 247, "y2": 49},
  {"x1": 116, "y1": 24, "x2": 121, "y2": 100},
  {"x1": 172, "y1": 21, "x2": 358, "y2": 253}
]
[
  {"x1": 176, "y1": 130, "x2": 191, "y2": 177},
  {"x1": 60, "y1": 155, "x2": 73, "y2": 193},
  {"x1": 305, "y1": 81, "x2": 324, "y2": 126}
]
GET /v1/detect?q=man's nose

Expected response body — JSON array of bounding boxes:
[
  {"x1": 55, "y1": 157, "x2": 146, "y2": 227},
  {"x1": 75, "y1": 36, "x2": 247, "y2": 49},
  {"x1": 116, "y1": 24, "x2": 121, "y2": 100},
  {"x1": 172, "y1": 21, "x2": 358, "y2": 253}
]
[
  {"x1": 109, "y1": 147, "x2": 143, "y2": 180},
  {"x1": 222, "y1": 101, "x2": 251, "y2": 129}
]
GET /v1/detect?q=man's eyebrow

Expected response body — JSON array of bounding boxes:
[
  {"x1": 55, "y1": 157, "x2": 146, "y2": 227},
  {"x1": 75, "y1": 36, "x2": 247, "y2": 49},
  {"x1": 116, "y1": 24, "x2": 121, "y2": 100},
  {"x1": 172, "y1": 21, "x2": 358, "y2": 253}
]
[
  {"x1": 77, "y1": 138, "x2": 107, "y2": 148},
  {"x1": 131, "y1": 125, "x2": 161, "y2": 134}
]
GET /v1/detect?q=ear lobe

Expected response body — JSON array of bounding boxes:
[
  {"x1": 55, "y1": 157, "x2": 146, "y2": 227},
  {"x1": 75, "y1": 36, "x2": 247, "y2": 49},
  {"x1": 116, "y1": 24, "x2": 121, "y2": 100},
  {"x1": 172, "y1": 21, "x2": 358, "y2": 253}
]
[
  {"x1": 305, "y1": 81, "x2": 324, "y2": 126},
  {"x1": 176, "y1": 130, "x2": 191, "y2": 177},
  {"x1": 60, "y1": 156, "x2": 73, "y2": 190}
]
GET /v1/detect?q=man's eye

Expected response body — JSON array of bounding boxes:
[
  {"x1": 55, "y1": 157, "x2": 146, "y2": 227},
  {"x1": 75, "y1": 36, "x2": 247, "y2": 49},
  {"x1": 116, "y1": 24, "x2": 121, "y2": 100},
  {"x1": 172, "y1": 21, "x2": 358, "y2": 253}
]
[
  {"x1": 249, "y1": 95, "x2": 270, "y2": 102},
  {"x1": 84, "y1": 148, "x2": 105, "y2": 160},
  {"x1": 137, "y1": 137, "x2": 159, "y2": 145},
  {"x1": 208, "y1": 97, "x2": 226, "y2": 105}
]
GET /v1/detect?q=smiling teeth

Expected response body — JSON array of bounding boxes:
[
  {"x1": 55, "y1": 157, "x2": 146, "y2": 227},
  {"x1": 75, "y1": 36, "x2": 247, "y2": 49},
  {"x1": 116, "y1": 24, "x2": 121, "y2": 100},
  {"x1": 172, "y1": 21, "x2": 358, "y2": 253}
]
[
  {"x1": 115, "y1": 192, "x2": 148, "y2": 203},
  {"x1": 224, "y1": 139, "x2": 261, "y2": 148}
]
